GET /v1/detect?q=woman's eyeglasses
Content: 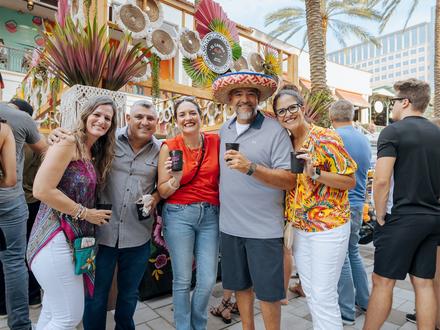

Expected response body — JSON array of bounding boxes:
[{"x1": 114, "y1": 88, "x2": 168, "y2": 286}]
[{"x1": 275, "y1": 104, "x2": 302, "y2": 117}]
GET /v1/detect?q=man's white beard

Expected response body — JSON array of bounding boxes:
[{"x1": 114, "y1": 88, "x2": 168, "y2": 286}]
[{"x1": 236, "y1": 108, "x2": 256, "y2": 121}]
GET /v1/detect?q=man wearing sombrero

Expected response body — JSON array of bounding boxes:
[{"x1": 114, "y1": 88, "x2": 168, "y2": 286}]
[{"x1": 213, "y1": 71, "x2": 295, "y2": 329}]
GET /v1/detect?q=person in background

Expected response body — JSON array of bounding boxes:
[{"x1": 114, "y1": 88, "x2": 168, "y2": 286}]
[
  {"x1": 273, "y1": 85, "x2": 356, "y2": 330},
  {"x1": 158, "y1": 97, "x2": 220, "y2": 330},
  {"x1": 330, "y1": 100, "x2": 371, "y2": 326},
  {"x1": 0, "y1": 98, "x2": 47, "y2": 330},
  {"x1": 0, "y1": 119, "x2": 16, "y2": 188},
  {"x1": 364, "y1": 79, "x2": 440, "y2": 330},
  {"x1": 27, "y1": 96, "x2": 117, "y2": 329}
]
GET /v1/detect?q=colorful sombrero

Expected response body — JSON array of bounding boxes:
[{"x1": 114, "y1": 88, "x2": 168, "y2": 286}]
[{"x1": 212, "y1": 72, "x2": 278, "y2": 104}]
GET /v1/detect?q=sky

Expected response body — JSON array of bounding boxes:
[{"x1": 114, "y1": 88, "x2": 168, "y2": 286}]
[{"x1": 213, "y1": 0, "x2": 435, "y2": 53}]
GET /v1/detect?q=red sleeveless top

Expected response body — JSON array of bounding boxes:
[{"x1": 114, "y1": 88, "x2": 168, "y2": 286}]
[{"x1": 163, "y1": 133, "x2": 220, "y2": 206}]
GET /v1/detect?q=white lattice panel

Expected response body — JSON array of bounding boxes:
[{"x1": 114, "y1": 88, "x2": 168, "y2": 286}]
[{"x1": 59, "y1": 85, "x2": 127, "y2": 130}]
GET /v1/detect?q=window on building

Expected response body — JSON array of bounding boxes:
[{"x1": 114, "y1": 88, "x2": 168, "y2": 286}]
[
  {"x1": 382, "y1": 66, "x2": 387, "y2": 70},
  {"x1": 419, "y1": 25, "x2": 426, "y2": 43},
  {"x1": 368, "y1": 61, "x2": 373, "y2": 66},
  {"x1": 357, "y1": 46, "x2": 362, "y2": 60},
  {"x1": 403, "y1": 70, "x2": 409, "y2": 75},
  {"x1": 396, "y1": 53, "x2": 401, "y2": 59},
  {"x1": 381, "y1": 75, "x2": 387, "y2": 79},
  {"x1": 419, "y1": 66, "x2": 424, "y2": 71},
  {"x1": 396, "y1": 33, "x2": 402, "y2": 50},
  {"x1": 339, "y1": 52, "x2": 345, "y2": 64},
  {"x1": 388, "y1": 73, "x2": 394, "y2": 78},
  {"x1": 374, "y1": 59, "x2": 379, "y2": 64},
  {"x1": 411, "y1": 28, "x2": 418, "y2": 46},
  {"x1": 411, "y1": 68, "x2": 417, "y2": 73},
  {"x1": 375, "y1": 68, "x2": 379, "y2": 72},
  {"x1": 369, "y1": 69, "x2": 373, "y2": 73},
  {"x1": 389, "y1": 35, "x2": 395, "y2": 52},
  {"x1": 404, "y1": 31, "x2": 410, "y2": 48},
  {"x1": 410, "y1": 59, "x2": 416, "y2": 64},
  {"x1": 419, "y1": 56, "x2": 425, "y2": 62},
  {"x1": 419, "y1": 75, "x2": 425, "y2": 80},
  {"x1": 395, "y1": 63, "x2": 401, "y2": 68},
  {"x1": 382, "y1": 38, "x2": 388, "y2": 54},
  {"x1": 351, "y1": 49, "x2": 356, "y2": 63},
  {"x1": 388, "y1": 64, "x2": 394, "y2": 69},
  {"x1": 363, "y1": 44, "x2": 368, "y2": 60},
  {"x1": 388, "y1": 55, "x2": 394, "y2": 60},
  {"x1": 375, "y1": 76, "x2": 380, "y2": 81},
  {"x1": 369, "y1": 44, "x2": 375, "y2": 59},
  {"x1": 403, "y1": 51, "x2": 409, "y2": 56},
  {"x1": 375, "y1": 44, "x2": 381, "y2": 57},
  {"x1": 362, "y1": 63, "x2": 367, "y2": 68},
  {"x1": 396, "y1": 72, "x2": 401, "y2": 77},
  {"x1": 418, "y1": 47, "x2": 425, "y2": 52},
  {"x1": 403, "y1": 60, "x2": 409, "y2": 65},
  {"x1": 381, "y1": 57, "x2": 386, "y2": 62},
  {"x1": 411, "y1": 49, "x2": 417, "y2": 54}
]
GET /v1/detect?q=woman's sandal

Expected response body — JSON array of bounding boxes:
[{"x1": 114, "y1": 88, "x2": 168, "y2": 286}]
[
  {"x1": 230, "y1": 301, "x2": 240, "y2": 314},
  {"x1": 210, "y1": 298, "x2": 233, "y2": 324}
]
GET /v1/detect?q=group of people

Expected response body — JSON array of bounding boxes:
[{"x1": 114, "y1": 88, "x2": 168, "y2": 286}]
[{"x1": 0, "y1": 71, "x2": 438, "y2": 330}]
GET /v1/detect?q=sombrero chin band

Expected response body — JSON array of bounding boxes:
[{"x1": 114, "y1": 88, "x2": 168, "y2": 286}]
[{"x1": 212, "y1": 72, "x2": 278, "y2": 104}]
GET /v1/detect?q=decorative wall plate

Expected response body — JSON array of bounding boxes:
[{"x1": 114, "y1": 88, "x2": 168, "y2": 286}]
[
  {"x1": 115, "y1": 3, "x2": 150, "y2": 39},
  {"x1": 201, "y1": 32, "x2": 232, "y2": 74},
  {"x1": 178, "y1": 28, "x2": 201, "y2": 60}
]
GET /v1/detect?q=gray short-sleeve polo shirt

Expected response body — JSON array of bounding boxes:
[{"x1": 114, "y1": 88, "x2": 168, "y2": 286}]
[{"x1": 219, "y1": 112, "x2": 293, "y2": 239}]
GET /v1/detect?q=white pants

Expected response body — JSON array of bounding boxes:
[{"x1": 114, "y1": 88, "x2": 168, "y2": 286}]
[
  {"x1": 293, "y1": 222, "x2": 350, "y2": 330},
  {"x1": 31, "y1": 231, "x2": 84, "y2": 330}
]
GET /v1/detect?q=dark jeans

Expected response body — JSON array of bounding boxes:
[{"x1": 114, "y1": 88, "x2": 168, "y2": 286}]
[
  {"x1": 0, "y1": 201, "x2": 41, "y2": 315},
  {"x1": 83, "y1": 242, "x2": 151, "y2": 330}
]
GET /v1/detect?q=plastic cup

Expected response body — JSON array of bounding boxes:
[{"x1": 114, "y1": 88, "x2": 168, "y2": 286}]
[{"x1": 225, "y1": 143, "x2": 240, "y2": 162}]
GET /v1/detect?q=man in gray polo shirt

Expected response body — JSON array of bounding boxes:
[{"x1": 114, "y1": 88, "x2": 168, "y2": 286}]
[
  {"x1": 212, "y1": 72, "x2": 295, "y2": 330},
  {"x1": 0, "y1": 99, "x2": 47, "y2": 330}
]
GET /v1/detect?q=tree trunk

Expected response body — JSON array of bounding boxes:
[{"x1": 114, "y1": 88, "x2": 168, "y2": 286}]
[
  {"x1": 434, "y1": 0, "x2": 440, "y2": 118},
  {"x1": 305, "y1": 0, "x2": 328, "y2": 93}
]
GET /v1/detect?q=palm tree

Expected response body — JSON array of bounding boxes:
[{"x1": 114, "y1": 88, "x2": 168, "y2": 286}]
[
  {"x1": 379, "y1": 0, "x2": 440, "y2": 118},
  {"x1": 265, "y1": 0, "x2": 381, "y2": 54},
  {"x1": 305, "y1": 0, "x2": 329, "y2": 93}
]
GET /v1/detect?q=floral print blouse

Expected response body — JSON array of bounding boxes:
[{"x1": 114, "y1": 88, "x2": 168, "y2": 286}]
[{"x1": 285, "y1": 125, "x2": 357, "y2": 232}]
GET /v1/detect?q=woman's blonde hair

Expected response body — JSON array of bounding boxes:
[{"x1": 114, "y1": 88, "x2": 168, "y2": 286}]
[{"x1": 74, "y1": 96, "x2": 117, "y2": 184}]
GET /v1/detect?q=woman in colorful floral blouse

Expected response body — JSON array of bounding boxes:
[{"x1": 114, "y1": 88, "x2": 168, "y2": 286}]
[{"x1": 273, "y1": 85, "x2": 357, "y2": 330}]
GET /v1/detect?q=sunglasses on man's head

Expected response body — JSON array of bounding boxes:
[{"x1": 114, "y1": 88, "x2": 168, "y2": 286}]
[
  {"x1": 389, "y1": 97, "x2": 411, "y2": 107},
  {"x1": 275, "y1": 104, "x2": 302, "y2": 117}
]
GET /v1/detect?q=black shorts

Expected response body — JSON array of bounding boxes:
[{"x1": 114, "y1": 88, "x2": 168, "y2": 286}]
[
  {"x1": 220, "y1": 232, "x2": 284, "y2": 302},
  {"x1": 373, "y1": 214, "x2": 440, "y2": 280}
]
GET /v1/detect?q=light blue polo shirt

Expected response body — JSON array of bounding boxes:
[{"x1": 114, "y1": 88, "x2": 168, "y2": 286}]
[
  {"x1": 336, "y1": 125, "x2": 371, "y2": 208},
  {"x1": 219, "y1": 112, "x2": 293, "y2": 239}
]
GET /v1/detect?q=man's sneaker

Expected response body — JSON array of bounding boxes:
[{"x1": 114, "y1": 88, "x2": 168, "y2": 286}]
[
  {"x1": 0, "y1": 313, "x2": 7, "y2": 320},
  {"x1": 355, "y1": 304, "x2": 367, "y2": 313},
  {"x1": 342, "y1": 317, "x2": 355, "y2": 326},
  {"x1": 405, "y1": 313, "x2": 416, "y2": 324}
]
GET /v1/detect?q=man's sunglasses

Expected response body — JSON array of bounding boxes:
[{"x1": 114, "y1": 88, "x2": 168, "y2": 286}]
[
  {"x1": 275, "y1": 104, "x2": 302, "y2": 117},
  {"x1": 389, "y1": 97, "x2": 411, "y2": 107}
]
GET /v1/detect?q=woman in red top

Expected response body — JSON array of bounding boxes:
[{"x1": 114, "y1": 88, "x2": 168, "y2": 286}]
[{"x1": 158, "y1": 97, "x2": 220, "y2": 330}]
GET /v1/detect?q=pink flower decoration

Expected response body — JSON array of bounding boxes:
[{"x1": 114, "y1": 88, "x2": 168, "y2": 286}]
[{"x1": 155, "y1": 254, "x2": 168, "y2": 269}]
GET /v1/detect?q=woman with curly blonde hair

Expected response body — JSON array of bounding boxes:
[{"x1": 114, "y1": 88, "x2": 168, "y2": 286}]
[{"x1": 27, "y1": 96, "x2": 117, "y2": 329}]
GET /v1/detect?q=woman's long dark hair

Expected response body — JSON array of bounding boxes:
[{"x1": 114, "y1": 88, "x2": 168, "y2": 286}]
[{"x1": 74, "y1": 96, "x2": 117, "y2": 184}]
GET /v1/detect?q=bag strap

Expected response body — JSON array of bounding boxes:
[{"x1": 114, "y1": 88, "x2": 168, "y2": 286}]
[{"x1": 179, "y1": 134, "x2": 205, "y2": 189}]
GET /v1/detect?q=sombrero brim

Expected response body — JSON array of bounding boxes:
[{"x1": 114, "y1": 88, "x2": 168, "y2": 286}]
[{"x1": 212, "y1": 72, "x2": 278, "y2": 104}]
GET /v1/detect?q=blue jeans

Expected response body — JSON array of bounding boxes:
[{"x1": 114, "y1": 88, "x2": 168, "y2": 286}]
[
  {"x1": 338, "y1": 206, "x2": 370, "y2": 321},
  {"x1": 83, "y1": 242, "x2": 151, "y2": 330},
  {"x1": 0, "y1": 195, "x2": 31, "y2": 330},
  {"x1": 163, "y1": 202, "x2": 219, "y2": 330}
]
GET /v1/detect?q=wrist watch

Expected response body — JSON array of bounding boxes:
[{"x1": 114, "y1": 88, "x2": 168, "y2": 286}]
[
  {"x1": 246, "y1": 162, "x2": 257, "y2": 176},
  {"x1": 311, "y1": 167, "x2": 321, "y2": 180}
]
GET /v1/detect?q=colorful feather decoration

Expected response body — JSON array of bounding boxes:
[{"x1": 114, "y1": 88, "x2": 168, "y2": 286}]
[
  {"x1": 183, "y1": 0, "x2": 242, "y2": 87},
  {"x1": 262, "y1": 44, "x2": 282, "y2": 77}
]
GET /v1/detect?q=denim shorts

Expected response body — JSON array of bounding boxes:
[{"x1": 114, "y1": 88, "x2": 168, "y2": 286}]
[{"x1": 220, "y1": 232, "x2": 284, "y2": 302}]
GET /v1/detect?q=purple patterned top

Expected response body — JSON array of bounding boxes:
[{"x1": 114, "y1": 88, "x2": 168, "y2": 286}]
[{"x1": 27, "y1": 160, "x2": 97, "y2": 293}]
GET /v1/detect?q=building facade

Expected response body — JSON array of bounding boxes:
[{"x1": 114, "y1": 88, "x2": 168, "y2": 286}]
[{"x1": 327, "y1": 22, "x2": 430, "y2": 89}]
